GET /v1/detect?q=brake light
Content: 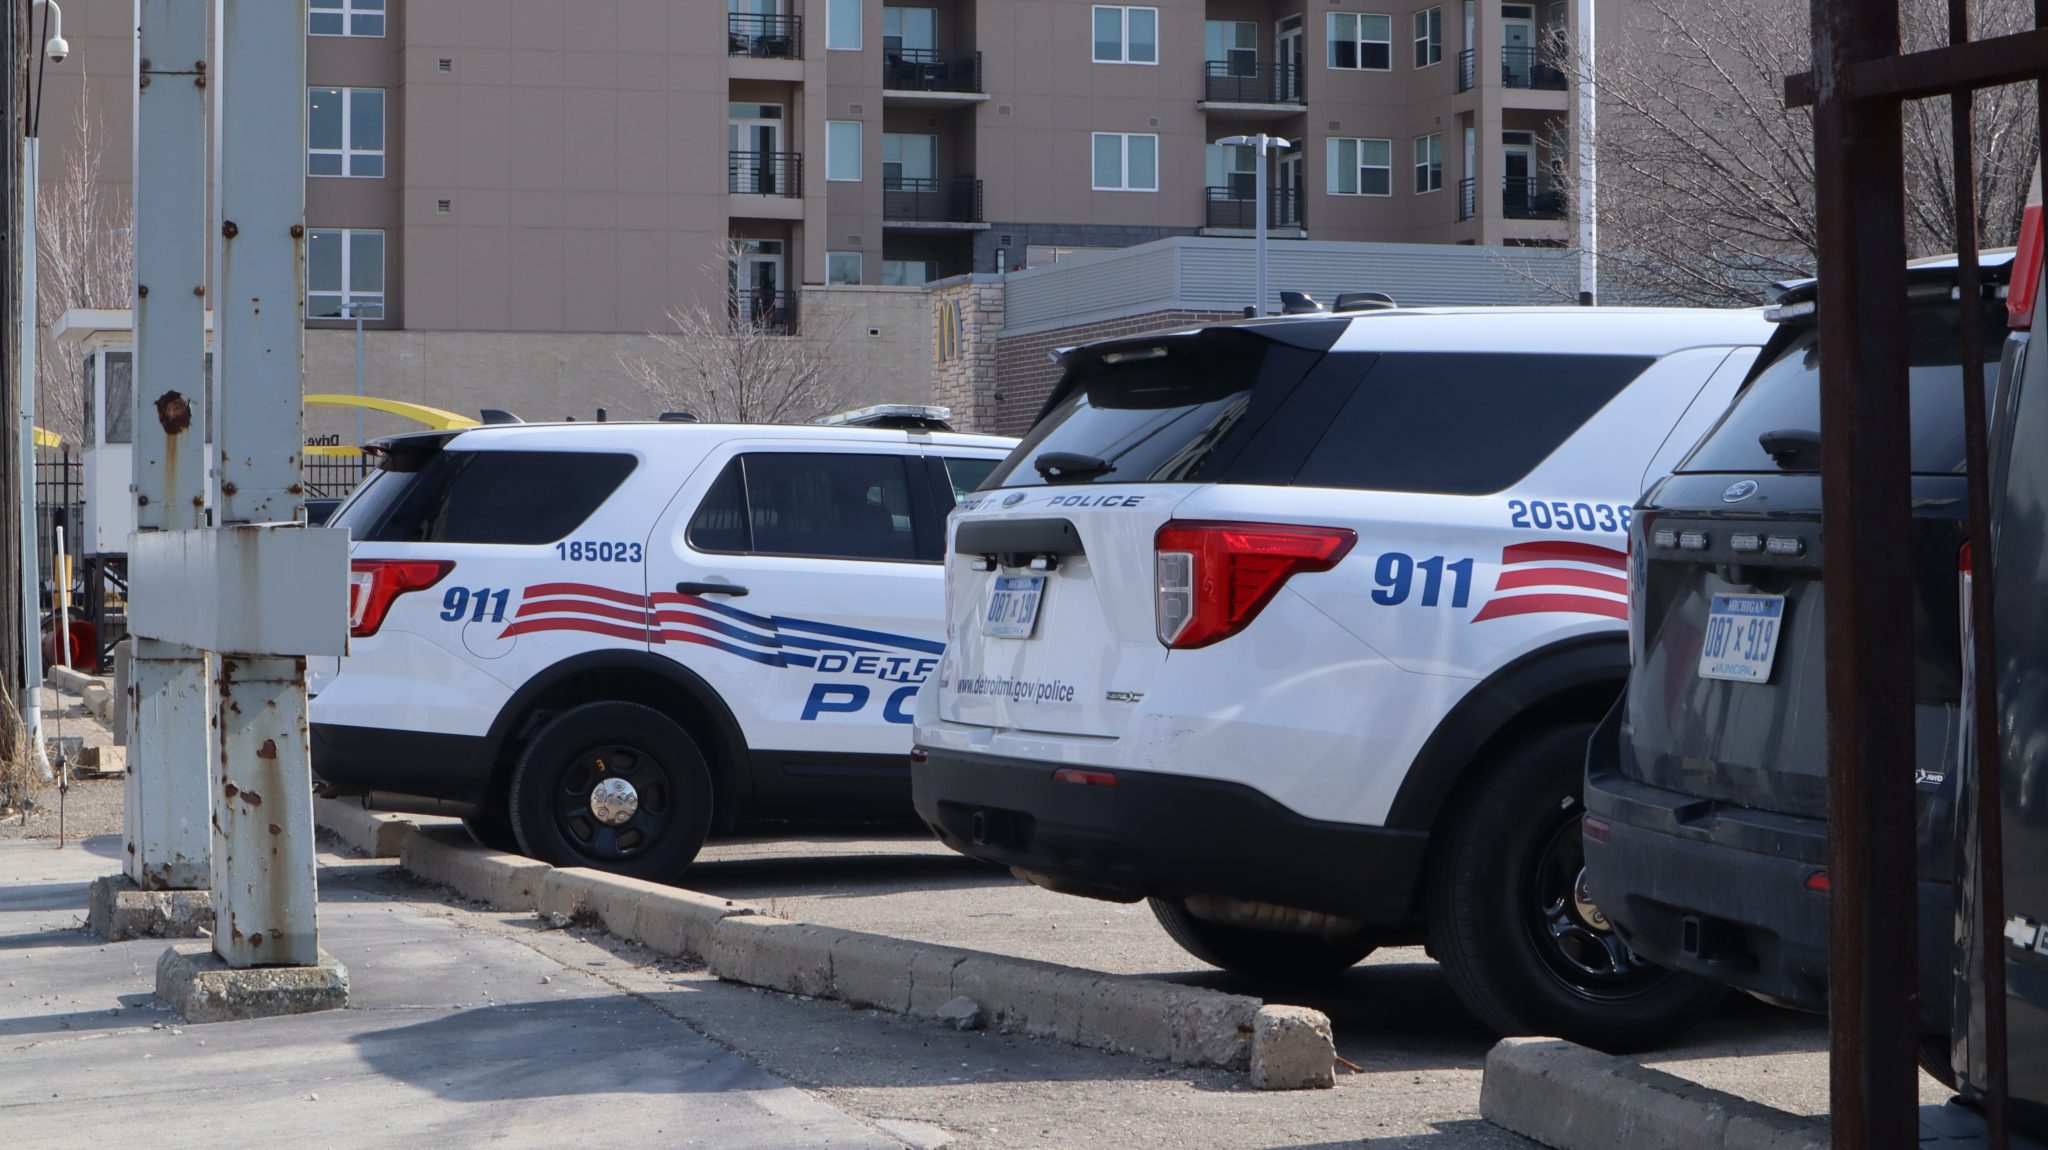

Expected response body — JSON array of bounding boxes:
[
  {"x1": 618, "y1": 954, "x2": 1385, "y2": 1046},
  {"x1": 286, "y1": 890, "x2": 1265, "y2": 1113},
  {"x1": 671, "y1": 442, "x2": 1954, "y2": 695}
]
[
  {"x1": 1806, "y1": 870, "x2": 1831, "y2": 892},
  {"x1": 1154, "y1": 521, "x2": 1356, "y2": 649},
  {"x1": 2011, "y1": 170, "x2": 2041, "y2": 328},
  {"x1": 348, "y1": 560, "x2": 454, "y2": 638}
]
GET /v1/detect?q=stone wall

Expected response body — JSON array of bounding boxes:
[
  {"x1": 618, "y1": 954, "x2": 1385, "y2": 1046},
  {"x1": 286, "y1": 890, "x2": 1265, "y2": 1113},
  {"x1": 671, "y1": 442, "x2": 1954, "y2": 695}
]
[
  {"x1": 796, "y1": 286, "x2": 935, "y2": 408},
  {"x1": 992, "y1": 309, "x2": 1241, "y2": 436},
  {"x1": 929, "y1": 277, "x2": 1006, "y2": 433}
]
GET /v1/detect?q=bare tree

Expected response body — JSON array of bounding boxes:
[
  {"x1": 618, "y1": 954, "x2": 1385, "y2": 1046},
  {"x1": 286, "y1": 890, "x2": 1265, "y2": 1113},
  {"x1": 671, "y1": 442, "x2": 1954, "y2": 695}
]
[
  {"x1": 36, "y1": 80, "x2": 133, "y2": 441},
  {"x1": 620, "y1": 239, "x2": 871, "y2": 424},
  {"x1": 1570, "y1": 0, "x2": 2037, "y2": 306}
]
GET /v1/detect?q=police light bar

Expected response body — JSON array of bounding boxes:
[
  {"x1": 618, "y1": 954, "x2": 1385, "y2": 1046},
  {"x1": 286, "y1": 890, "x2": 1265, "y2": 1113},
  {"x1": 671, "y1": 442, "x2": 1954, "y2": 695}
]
[
  {"x1": 2011, "y1": 169, "x2": 2041, "y2": 330},
  {"x1": 814, "y1": 404, "x2": 955, "y2": 431}
]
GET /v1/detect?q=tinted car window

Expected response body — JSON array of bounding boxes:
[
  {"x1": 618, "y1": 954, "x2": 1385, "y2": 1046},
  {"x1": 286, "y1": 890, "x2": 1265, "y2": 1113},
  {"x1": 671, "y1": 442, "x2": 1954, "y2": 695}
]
[
  {"x1": 1680, "y1": 302, "x2": 2005, "y2": 475},
  {"x1": 940, "y1": 456, "x2": 999, "y2": 500},
  {"x1": 691, "y1": 453, "x2": 925, "y2": 562},
  {"x1": 351, "y1": 450, "x2": 636, "y2": 544},
  {"x1": 1294, "y1": 353, "x2": 1653, "y2": 495}
]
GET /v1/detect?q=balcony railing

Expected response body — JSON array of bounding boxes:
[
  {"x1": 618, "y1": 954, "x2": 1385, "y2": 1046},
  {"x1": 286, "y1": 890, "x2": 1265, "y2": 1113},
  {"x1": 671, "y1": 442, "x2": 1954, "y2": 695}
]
[
  {"x1": 1457, "y1": 48, "x2": 1476, "y2": 91},
  {"x1": 1205, "y1": 185, "x2": 1304, "y2": 230},
  {"x1": 1501, "y1": 46, "x2": 1567, "y2": 90},
  {"x1": 884, "y1": 176, "x2": 984, "y2": 224},
  {"x1": 1201, "y1": 60, "x2": 1305, "y2": 105},
  {"x1": 884, "y1": 49, "x2": 983, "y2": 93},
  {"x1": 1458, "y1": 177, "x2": 1477, "y2": 221},
  {"x1": 729, "y1": 13, "x2": 802, "y2": 59},
  {"x1": 729, "y1": 150, "x2": 802, "y2": 196},
  {"x1": 1504, "y1": 175, "x2": 1565, "y2": 219},
  {"x1": 731, "y1": 289, "x2": 798, "y2": 335}
]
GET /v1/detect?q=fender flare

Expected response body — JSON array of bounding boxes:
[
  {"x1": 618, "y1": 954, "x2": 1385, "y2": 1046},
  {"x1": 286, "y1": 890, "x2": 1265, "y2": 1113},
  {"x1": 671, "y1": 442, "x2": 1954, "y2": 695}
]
[{"x1": 1382, "y1": 633, "x2": 1628, "y2": 832}]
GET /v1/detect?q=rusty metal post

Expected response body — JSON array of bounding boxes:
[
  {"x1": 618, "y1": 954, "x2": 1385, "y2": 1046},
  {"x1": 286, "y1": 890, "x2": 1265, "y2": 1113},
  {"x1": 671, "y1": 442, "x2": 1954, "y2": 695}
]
[
  {"x1": 1810, "y1": 0, "x2": 1919, "y2": 1142},
  {"x1": 123, "y1": 0, "x2": 212, "y2": 894}
]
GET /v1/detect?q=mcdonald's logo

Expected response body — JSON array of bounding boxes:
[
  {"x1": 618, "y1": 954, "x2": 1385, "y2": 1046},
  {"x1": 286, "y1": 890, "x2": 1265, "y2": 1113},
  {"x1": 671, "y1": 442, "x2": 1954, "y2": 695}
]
[{"x1": 937, "y1": 298, "x2": 963, "y2": 361}]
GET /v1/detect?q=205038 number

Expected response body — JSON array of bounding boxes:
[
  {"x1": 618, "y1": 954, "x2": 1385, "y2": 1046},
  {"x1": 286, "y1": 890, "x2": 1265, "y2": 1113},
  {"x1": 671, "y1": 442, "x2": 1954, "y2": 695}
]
[
  {"x1": 1508, "y1": 499, "x2": 1633, "y2": 534},
  {"x1": 555, "y1": 541, "x2": 643, "y2": 562},
  {"x1": 1371, "y1": 553, "x2": 1475, "y2": 608},
  {"x1": 441, "y1": 587, "x2": 510, "y2": 623}
]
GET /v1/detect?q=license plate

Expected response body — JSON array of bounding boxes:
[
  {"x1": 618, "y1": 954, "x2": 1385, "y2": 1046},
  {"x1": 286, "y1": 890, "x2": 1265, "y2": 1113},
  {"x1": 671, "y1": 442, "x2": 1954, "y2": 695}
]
[
  {"x1": 1698, "y1": 593, "x2": 1786, "y2": 683},
  {"x1": 982, "y1": 574, "x2": 1046, "y2": 639}
]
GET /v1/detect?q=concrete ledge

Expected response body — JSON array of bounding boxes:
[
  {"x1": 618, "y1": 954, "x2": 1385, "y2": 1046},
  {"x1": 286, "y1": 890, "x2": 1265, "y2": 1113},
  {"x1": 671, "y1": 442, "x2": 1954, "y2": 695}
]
[
  {"x1": 1480, "y1": 1037, "x2": 1827, "y2": 1150},
  {"x1": 80, "y1": 682, "x2": 114, "y2": 722},
  {"x1": 536, "y1": 867, "x2": 754, "y2": 959},
  {"x1": 312, "y1": 797, "x2": 419, "y2": 859},
  {"x1": 47, "y1": 666, "x2": 101, "y2": 696},
  {"x1": 87, "y1": 874, "x2": 212, "y2": 940},
  {"x1": 156, "y1": 944, "x2": 349, "y2": 1023},
  {"x1": 399, "y1": 827, "x2": 550, "y2": 911}
]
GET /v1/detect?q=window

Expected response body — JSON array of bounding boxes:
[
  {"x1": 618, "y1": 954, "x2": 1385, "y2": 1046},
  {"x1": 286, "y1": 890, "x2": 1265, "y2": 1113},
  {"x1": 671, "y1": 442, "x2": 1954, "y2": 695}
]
[
  {"x1": 885, "y1": 7, "x2": 936, "y2": 53},
  {"x1": 827, "y1": 0, "x2": 862, "y2": 50},
  {"x1": 1328, "y1": 13, "x2": 1392, "y2": 70},
  {"x1": 1092, "y1": 132, "x2": 1158, "y2": 191},
  {"x1": 1206, "y1": 142, "x2": 1256, "y2": 199},
  {"x1": 882, "y1": 133, "x2": 936, "y2": 188},
  {"x1": 308, "y1": 87, "x2": 385, "y2": 178},
  {"x1": 689, "y1": 454, "x2": 927, "y2": 562},
  {"x1": 827, "y1": 120, "x2": 862, "y2": 181},
  {"x1": 103, "y1": 352, "x2": 133, "y2": 445},
  {"x1": 882, "y1": 259, "x2": 935, "y2": 285},
  {"x1": 827, "y1": 251, "x2": 863, "y2": 285},
  {"x1": 310, "y1": 0, "x2": 384, "y2": 38},
  {"x1": 1204, "y1": 20, "x2": 1257, "y2": 72},
  {"x1": 940, "y1": 457, "x2": 999, "y2": 502},
  {"x1": 1413, "y1": 6, "x2": 1442, "y2": 67},
  {"x1": 1414, "y1": 133, "x2": 1443, "y2": 193},
  {"x1": 307, "y1": 228, "x2": 385, "y2": 321},
  {"x1": 1093, "y1": 6, "x2": 1158, "y2": 64},
  {"x1": 1327, "y1": 138, "x2": 1392, "y2": 195},
  {"x1": 353, "y1": 451, "x2": 639, "y2": 545}
]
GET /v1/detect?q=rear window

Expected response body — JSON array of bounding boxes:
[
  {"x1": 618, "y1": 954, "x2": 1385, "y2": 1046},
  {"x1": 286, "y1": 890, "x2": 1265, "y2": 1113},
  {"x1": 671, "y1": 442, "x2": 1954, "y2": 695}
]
[
  {"x1": 940, "y1": 456, "x2": 999, "y2": 500},
  {"x1": 1680, "y1": 302, "x2": 2005, "y2": 475},
  {"x1": 347, "y1": 450, "x2": 636, "y2": 544},
  {"x1": 688, "y1": 452, "x2": 930, "y2": 562}
]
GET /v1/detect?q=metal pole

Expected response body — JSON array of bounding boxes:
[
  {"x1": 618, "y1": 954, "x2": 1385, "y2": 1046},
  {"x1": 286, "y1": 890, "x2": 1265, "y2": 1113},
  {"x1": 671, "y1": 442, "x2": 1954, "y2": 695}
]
[
  {"x1": 1810, "y1": 0, "x2": 1917, "y2": 1141},
  {"x1": 1573, "y1": 0, "x2": 1596, "y2": 305},
  {"x1": 18, "y1": 136, "x2": 45, "y2": 776},
  {"x1": 351, "y1": 306, "x2": 363, "y2": 449},
  {"x1": 53, "y1": 523, "x2": 66, "y2": 670},
  {"x1": 1254, "y1": 137, "x2": 1269, "y2": 318}
]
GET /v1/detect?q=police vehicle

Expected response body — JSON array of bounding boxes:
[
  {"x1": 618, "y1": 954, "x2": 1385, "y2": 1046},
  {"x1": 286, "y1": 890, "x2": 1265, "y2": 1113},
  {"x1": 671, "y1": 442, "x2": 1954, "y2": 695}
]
[
  {"x1": 310, "y1": 415, "x2": 1016, "y2": 879},
  {"x1": 910, "y1": 307, "x2": 1774, "y2": 1050}
]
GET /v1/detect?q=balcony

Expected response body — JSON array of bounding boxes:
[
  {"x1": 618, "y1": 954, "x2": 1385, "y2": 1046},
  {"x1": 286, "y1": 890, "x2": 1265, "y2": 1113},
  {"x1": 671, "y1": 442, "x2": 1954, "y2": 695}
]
[
  {"x1": 728, "y1": 13, "x2": 802, "y2": 59},
  {"x1": 732, "y1": 289, "x2": 798, "y2": 336},
  {"x1": 729, "y1": 151, "x2": 802, "y2": 197},
  {"x1": 1459, "y1": 176, "x2": 1566, "y2": 220},
  {"x1": 883, "y1": 176, "x2": 986, "y2": 228},
  {"x1": 1198, "y1": 61, "x2": 1306, "y2": 111},
  {"x1": 1458, "y1": 177, "x2": 1476, "y2": 220},
  {"x1": 1203, "y1": 185, "x2": 1304, "y2": 232},
  {"x1": 1456, "y1": 46, "x2": 1567, "y2": 91},
  {"x1": 883, "y1": 49, "x2": 989, "y2": 106},
  {"x1": 1457, "y1": 48, "x2": 1475, "y2": 92}
]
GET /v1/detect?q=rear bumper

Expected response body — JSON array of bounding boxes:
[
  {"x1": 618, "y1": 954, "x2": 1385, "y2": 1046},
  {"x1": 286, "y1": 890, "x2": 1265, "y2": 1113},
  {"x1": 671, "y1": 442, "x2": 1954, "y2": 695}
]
[
  {"x1": 1584, "y1": 767, "x2": 1953, "y2": 1035},
  {"x1": 310, "y1": 721, "x2": 500, "y2": 811},
  {"x1": 911, "y1": 746, "x2": 1430, "y2": 926}
]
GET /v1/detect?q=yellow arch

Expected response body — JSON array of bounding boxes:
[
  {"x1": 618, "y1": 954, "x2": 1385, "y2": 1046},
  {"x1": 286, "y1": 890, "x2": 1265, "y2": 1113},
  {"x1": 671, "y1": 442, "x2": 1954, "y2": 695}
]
[
  {"x1": 305, "y1": 394, "x2": 479, "y2": 431},
  {"x1": 304, "y1": 444, "x2": 365, "y2": 458}
]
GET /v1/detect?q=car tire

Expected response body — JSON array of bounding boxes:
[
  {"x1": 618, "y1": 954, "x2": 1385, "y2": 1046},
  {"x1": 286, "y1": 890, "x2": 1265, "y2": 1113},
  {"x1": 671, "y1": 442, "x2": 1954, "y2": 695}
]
[
  {"x1": 509, "y1": 701, "x2": 714, "y2": 881},
  {"x1": 1918, "y1": 1035, "x2": 1960, "y2": 1092},
  {"x1": 462, "y1": 806, "x2": 521, "y2": 854},
  {"x1": 1424, "y1": 722, "x2": 1726, "y2": 1053},
  {"x1": 1149, "y1": 897, "x2": 1377, "y2": 980}
]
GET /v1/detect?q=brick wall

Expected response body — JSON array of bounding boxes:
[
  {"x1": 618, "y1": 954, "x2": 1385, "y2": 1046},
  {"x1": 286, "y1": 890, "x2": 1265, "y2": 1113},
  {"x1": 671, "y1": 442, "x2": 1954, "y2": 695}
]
[{"x1": 992, "y1": 310, "x2": 1242, "y2": 435}]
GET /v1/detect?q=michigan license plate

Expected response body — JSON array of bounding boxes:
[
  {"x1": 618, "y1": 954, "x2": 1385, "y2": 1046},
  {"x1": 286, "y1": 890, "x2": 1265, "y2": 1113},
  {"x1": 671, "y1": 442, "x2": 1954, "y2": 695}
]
[
  {"x1": 982, "y1": 574, "x2": 1045, "y2": 639},
  {"x1": 1698, "y1": 593, "x2": 1786, "y2": 683}
]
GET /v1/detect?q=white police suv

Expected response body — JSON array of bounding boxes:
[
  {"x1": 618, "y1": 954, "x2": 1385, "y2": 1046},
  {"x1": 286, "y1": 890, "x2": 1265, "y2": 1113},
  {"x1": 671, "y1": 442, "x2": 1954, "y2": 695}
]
[
  {"x1": 310, "y1": 418, "x2": 1015, "y2": 879},
  {"x1": 911, "y1": 307, "x2": 1773, "y2": 1050}
]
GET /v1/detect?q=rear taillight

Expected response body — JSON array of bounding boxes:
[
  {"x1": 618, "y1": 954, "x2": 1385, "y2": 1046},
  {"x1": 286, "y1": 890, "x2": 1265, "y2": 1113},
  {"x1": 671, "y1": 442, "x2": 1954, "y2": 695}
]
[
  {"x1": 1154, "y1": 521, "x2": 1355, "y2": 649},
  {"x1": 348, "y1": 559, "x2": 454, "y2": 638}
]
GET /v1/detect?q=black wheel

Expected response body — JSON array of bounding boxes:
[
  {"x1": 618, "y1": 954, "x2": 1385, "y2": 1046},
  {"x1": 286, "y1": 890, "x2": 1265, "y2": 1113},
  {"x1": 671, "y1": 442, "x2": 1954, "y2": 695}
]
[
  {"x1": 461, "y1": 805, "x2": 521, "y2": 854},
  {"x1": 509, "y1": 701, "x2": 714, "y2": 880},
  {"x1": 1424, "y1": 723, "x2": 1725, "y2": 1052},
  {"x1": 1149, "y1": 897, "x2": 1377, "y2": 980},
  {"x1": 1919, "y1": 1035, "x2": 1960, "y2": 1092}
]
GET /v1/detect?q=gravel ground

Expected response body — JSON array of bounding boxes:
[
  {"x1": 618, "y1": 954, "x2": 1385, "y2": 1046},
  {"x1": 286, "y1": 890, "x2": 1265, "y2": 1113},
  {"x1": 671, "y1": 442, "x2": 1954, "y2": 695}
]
[{"x1": 0, "y1": 684, "x2": 124, "y2": 843}]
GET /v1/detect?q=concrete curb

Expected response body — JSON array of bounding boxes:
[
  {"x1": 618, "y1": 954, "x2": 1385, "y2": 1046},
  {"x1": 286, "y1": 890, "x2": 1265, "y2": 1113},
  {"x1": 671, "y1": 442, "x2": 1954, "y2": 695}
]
[
  {"x1": 1480, "y1": 1037, "x2": 1828, "y2": 1150},
  {"x1": 47, "y1": 666, "x2": 100, "y2": 696},
  {"x1": 312, "y1": 797, "x2": 419, "y2": 858},
  {"x1": 318, "y1": 803, "x2": 1336, "y2": 1086}
]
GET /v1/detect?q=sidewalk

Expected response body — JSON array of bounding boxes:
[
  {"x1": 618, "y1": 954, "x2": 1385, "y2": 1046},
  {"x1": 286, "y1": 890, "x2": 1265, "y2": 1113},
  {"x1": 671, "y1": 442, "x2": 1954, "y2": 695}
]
[{"x1": 0, "y1": 835, "x2": 910, "y2": 1150}]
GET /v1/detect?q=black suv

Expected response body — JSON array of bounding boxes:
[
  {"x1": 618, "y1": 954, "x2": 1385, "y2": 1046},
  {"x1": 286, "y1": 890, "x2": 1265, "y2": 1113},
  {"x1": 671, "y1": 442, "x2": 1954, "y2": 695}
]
[{"x1": 1583, "y1": 255, "x2": 2014, "y2": 1049}]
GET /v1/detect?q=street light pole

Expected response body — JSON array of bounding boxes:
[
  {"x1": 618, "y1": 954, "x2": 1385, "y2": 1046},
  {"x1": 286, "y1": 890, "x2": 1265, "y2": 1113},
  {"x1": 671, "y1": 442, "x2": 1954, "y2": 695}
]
[
  {"x1": 1218, "y1": 133, "x2": 1292, "y2": 316},
  {"x1": 340, "y1": 302, "x2": 364, "y2": 451}
]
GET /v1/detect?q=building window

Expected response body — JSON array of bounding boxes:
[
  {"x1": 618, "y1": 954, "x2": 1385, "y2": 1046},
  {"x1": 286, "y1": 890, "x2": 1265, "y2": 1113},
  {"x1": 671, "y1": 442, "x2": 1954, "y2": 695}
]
[
  {"x1": 827, "y1": 252, "x2": 863, "y2": 285},
  {"x1": 1328, "y1": 13, "x2": 1392, "y2": 70},
  {"x1": 1204, "y1": 20, "x2": 1257, "y2": 72},
  {"x1": 307, "y1": 87, "x2": 385, "y2": 178},
  {"x1": 882, "y1": 259, "x2": 935, "y2": 286},
  {"x1": 1328, "y1": 138, "x2": 1392, "y2": 196},
  {"x1": 826, "y1": 0, "x2": 861, "y2": 51},
  {"x1": 307, "y1": 228, "x2": 384, "y2": 320},
  {"x1": 1206, "y1": 142, "x2": 1256, "y2": 199},
  {"x1": 309, "y1": 0, "x2": 384, "y2": 38},
  {"x1": 1413, "y1": 6, "x2": 1442, "y2": 67},
  {"x1": 1093, "y1": 6, "x2": 1159, "y2": 65},
  {"x1": 827, "y1": 120, "x2": 862, "y2": 181},
  {"x1": 1092, "y1": 132, "x2": 1158, "y2": 191},
  {"x1": 1414, "y1": 133, "x2": 1444, "y2": 193},
  {"x1": 885, "y1": 7, "x2": 936, "y2": 53},
  {"x1": 882, "y1": 133, "x2": 936, "y2": 188}
]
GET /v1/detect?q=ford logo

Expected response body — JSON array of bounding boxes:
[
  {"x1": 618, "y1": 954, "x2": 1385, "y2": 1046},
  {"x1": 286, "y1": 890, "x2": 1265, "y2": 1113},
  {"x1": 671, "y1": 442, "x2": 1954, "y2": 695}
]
[
  {"x1": 1722, "y1": 480, "x2": 1760, "y2": 503},
  {"x1": 1002, "y1": 492, "x2": 1027, "y2": 508}
]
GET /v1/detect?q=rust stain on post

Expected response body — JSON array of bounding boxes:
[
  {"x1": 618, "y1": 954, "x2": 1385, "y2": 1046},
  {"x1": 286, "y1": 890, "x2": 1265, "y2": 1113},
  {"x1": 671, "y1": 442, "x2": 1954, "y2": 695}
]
[{"x1": 154, "y1": 390, "x2": 192, "y2": 435}]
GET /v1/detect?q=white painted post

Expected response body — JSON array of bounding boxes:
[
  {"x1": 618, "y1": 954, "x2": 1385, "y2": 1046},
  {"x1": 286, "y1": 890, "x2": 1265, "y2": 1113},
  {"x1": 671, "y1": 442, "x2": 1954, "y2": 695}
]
[
  {"x1": 1573, "y1": 0, "x2": 1597, "y2": 304},
  {"x1": 19, "y1": 136, "x2": 48, "y2": 782},
  {"x1": 126, "y1": 0, "x2": 214, "y2": 893}
]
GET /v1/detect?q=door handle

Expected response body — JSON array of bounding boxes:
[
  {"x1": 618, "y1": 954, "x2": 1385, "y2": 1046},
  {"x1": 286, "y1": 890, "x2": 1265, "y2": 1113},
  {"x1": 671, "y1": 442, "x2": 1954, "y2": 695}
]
[{"x1": 676, "y1": 581, "x2": 749, "y2": 597}]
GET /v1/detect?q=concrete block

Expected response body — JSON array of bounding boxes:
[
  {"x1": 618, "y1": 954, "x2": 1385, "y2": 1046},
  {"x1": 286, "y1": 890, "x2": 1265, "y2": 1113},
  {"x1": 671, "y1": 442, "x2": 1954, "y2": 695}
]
[
  {"x1": 826, "y1": 930, "x2": 930, "y2": 1013},
  {"x1": 312, "y1": 797, "x2": 417, "y2": 858},
  {"x1": 538, "y1": 869, "x2": 753, "y2": 961},
  {"x1": 81, "y1": 683, "x2": 114, "y2": 721},
  {"x1": 635, "y1": 885, "x2": 755, "y2": 960},
  {"x1": 1480, "y1": 1037, "x2": 1824, "y2": 1150},
  {"x1": 74, "y1": 745, "x2": 126, "y2": 776},
  {"x1": 905, "y1": 943, "x2": 970, "y2": 1016},
  {"x1": 47, "y1": 666, "x2": 99, "y2": 695},
  {"x1": 156, "y1": 944, "x2": 349, "y2": 1023},
  {"x1": 948, "y1": 952, "x2": 1087, "y2": 1044},
  {"x1": 705, "y1": 914, "x2": 842, "y2": 998},
  {"x1": 1248, "y1": 1005, "x2": 1336, "y2": 1090},
  {"x1": 86, "y1": 874, "x2": 212, "y2": 940},
  {"x1": 399, "y1": 829, "x2": 550, "y2": 911},
  {"x1": 1073, "y1": 974, "x2": 1259, "y2": 1068}
]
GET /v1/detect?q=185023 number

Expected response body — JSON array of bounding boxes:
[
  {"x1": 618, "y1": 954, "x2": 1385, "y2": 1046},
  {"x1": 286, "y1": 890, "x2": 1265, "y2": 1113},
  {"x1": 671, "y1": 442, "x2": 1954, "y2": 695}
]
[
  {"x1": 1508, "y1": 499, "x2": 1633, "y2": 534},
  {"x1": 555, "y1": 540, "x2": 643, "y2": 562}
]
